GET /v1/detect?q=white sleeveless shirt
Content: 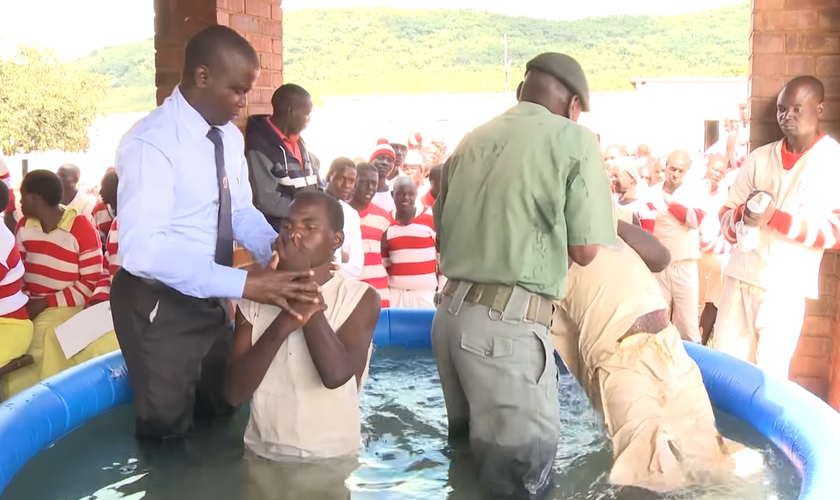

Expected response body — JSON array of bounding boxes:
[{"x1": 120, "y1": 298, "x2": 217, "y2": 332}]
[{"x1": 237, "y1": 273, "x2": 373, "y2": 461}]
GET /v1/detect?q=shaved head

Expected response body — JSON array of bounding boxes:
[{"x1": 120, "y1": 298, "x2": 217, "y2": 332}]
[
  {"x1": 393, "y1": 176, "x2": 415, "y2": 192},
  {"x1": 778, "y1": 76, "x2": 825, "y2": 145},
  {"x1": 664, "y1": 150, "x2": 691, "y2": 191},
  {"x1": 784, "y1": 76, "x2": 825, "y2": 102},
  {"x1": 519, "y1": 69, "x2": 579, "y2": 121},
  {"x1": 668, "y1": 150, "x2": 691, "y2": 165}
]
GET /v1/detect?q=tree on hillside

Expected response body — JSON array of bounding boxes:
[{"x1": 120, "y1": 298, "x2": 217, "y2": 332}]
[{"x1": 0, "y1": 44, "x2": 108, "y2": 156}]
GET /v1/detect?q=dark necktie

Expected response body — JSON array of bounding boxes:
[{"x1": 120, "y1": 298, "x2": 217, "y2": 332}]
[{"x1": 206, "y1": 127, "x2": 234, "y2": 268}]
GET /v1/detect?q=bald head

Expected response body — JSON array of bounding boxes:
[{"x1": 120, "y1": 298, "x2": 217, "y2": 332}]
[
  {"x1": 393, "y1": 176, "x2": 416, "y2": 193},
  {"x1": 56, "y1": 164, "x2": 81, "y2": 197},
  {"x1": 778, "y1": 76, "x2": 825, "y2": 143},
  {"x1": 664, "y1": 150, "x2": 691, "y2": 191},
  {"x1": 785, "y1": 76, "x2": 825, "y2": 102},
  {"x1": 519, "y1": 69, "x2": 579, "y2": 121}
]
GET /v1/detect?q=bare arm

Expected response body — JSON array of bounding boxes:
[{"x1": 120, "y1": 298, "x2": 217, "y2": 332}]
[
  {"x1": 617, "y1": 220, "x2": 671, "y2": 273},
  {"x1": 222, "y1": 305, "x2": 301, "y2": 406},
  {"x1": 302, "y1": 288, "x2": 381, "y2": 389}
]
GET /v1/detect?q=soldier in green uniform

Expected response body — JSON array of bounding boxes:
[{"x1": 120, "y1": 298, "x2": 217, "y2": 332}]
[{"x1": 432, "y1": 53, "x2": 617, "y2": 498}]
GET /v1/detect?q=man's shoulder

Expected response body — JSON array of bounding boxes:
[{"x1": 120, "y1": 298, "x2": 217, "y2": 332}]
[{"x1": 118, "y1": 104, "x2": 179, "y2": 154}]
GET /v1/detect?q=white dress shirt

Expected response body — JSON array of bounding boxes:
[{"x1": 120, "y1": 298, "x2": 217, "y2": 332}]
[
  {"x1": 334, "y1": 200, "x2": 364, "y2": 279},
  {"x1": 116, "y1": 87, "x2": 278, "y2": 299}
]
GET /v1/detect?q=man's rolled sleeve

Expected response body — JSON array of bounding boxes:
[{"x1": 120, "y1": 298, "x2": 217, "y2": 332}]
[{"x1": 564, "y1": 135, "x2": 617, "y2": 246}]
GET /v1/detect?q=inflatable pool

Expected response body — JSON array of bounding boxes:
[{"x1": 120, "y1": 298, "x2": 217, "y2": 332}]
[{"x1": 1, "y1": 308, "x2": 839, "y2": 499}]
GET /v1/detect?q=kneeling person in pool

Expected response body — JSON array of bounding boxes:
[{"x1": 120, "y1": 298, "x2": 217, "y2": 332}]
[
  {"x1": 224, "y1": 191, "x2": 381, "y2": 460},
  {"x1": 551, "y1": 214, "x2": 746, "y2": 492}
]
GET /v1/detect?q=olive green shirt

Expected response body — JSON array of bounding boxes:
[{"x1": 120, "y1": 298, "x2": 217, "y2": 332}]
[{"x1": 433, "y1": 102, "x2": 616, "y2": 300}]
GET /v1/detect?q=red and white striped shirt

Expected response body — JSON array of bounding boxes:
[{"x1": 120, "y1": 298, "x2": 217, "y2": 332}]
[
  {"x1": 91, "y1": 219, "x2": 120, "y2": 302},
  {"x1": 357, "y1": 203, "x2": 391, "y2": 307},
  {"x1": 383, "y1": 208, "x2": 438, "y2": 292},
  {"x1": 91, "y1": 200, "x2": 115, "y2": 242},
  {"x1": 0, "y1": 224, "x2": 27, "y2": 319},
  {"x1": 16, "y1": 208, "x2": 103, "y2": 308},
  {"x1": 0, "y1": 154, "x2": 15, "y2": 215}
]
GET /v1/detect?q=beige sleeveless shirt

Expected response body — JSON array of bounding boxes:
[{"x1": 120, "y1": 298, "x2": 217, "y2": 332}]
[{"x1": 237, "y1": 273, "x2": 373, "y2": 461}]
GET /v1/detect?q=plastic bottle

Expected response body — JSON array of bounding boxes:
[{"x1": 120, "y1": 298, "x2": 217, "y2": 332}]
[{"x1": 736, "y1": 192, "x2": 772, "y2": 252}]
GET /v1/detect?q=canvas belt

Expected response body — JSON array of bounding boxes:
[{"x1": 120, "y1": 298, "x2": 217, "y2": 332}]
[{"x1": 441, "y1": 280, "x2": 553, "y2": 328}]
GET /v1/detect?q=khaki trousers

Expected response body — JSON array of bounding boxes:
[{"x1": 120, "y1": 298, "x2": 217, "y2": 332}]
[
  {"x1": 712, "y1": 276, "x2": 806, "y2": 380},
  {"x1": 655, "y1": 259, "x2": 700, "y2": 343},
  {"x1": 432, "y1": 281, "x2": 559, "y2": 499}
]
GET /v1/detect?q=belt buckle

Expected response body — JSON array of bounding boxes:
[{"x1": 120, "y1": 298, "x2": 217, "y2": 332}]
[{"x1": 522, "y1": 296, "x2": 537, "y2": 325}]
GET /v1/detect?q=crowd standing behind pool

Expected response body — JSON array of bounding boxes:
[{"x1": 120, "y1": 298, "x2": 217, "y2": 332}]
[{"x1": 0, "y1": 24, "x2": 836, "y2": 499}]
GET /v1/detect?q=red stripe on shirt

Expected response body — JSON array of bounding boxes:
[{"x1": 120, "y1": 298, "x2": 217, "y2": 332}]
[
  {"x1": 92, "y1": 219, "x2": 120, "y2": 302},
  {"x1": 384, "y1": 209, "x2": 437, "y2": 291},
  {"x1": 16, "y1": 212, "x2": 103, "y2": 308},
  {"x1": 357, "y1": 203, "x2": 392, "y2": 307}
]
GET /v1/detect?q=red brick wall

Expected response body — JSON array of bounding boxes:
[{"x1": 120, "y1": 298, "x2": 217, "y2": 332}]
[
  {"x1": 749, "y1": 0, "x2": 840, "y2": 405},
  {"x1": 154, "y1": 0, "x2": 283, "y2": 123}
]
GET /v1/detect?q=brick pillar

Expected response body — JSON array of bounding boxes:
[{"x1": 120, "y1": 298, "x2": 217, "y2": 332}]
[
  {"x1": 154, "y1": 0, "x2": 283, "y2": 122},
  {"x1": 749, "y1": 0, "x2": 840, "y2": 405}
]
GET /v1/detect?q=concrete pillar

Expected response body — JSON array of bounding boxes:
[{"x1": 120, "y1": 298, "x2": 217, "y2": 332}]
[
  {"x1": 749, "y1": 0, "x2": 840, "y2": 404},
  {"x1": 153, "y1": 0, "x2": 283, "y2": 122}
]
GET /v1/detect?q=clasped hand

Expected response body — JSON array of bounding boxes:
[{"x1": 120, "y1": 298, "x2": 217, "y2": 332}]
[{"x1": 742, "y1": 190, "x2": 776, "y2": 227}]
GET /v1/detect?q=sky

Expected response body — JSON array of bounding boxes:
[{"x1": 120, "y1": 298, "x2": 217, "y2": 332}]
[{"x1": 0, "y1": 0, "x2": 744, "y2": 61}]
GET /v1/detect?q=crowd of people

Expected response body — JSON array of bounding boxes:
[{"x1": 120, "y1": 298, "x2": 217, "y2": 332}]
[{"x1": 1, "y1": 23, "x2": 838, "y2": 500}]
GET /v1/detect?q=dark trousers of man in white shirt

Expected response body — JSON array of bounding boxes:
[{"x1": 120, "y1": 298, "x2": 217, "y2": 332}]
[{"x1": 110, "y1": 269, "x2": 236, "y2": 441}]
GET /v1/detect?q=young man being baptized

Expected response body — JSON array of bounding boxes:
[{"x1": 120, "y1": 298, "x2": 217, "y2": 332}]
[
  {"x1": 551, "y1": 210, "x2": 762, "y2": 493},
  {"x1": 224, "y1": 191, "x2": 380, "y2": 468}
]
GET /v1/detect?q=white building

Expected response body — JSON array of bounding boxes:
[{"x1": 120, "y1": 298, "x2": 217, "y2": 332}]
[{"x1": 5, "y1": 77, "x2": 748, "y2": 187}]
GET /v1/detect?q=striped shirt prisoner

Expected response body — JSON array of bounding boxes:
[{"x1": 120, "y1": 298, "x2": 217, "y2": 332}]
[
  {"x1": 91, "y1": 218, "x2": 120, "y2": 302},
  {"x1": 383, "y1": 208, "x2": 438, "y2": 292},
  {"x1": 16, "y1": 208, "x2": 103, "y2": 308},
  {"x1": 357, "y1": 203, "x2": 392, "y2": 307},
  {"x1": 91, "y1": 200, "x2": 115, "y2": 244},
  {"x1": 0, "y1": 223, "x2": 27, "y2": 319}
]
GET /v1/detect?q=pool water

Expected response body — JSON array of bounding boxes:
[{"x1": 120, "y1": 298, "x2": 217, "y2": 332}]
[{"x1": 2, "y1": 348, "x2": 800, "y2": 500}]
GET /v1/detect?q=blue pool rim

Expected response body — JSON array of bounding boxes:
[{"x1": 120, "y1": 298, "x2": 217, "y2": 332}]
[{"x1": 2, "y1": 308, "x2": 840, "y2": 498}]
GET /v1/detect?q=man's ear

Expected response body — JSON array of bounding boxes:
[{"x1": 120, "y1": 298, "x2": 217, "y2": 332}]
[
  {"x1": 193, "y1": 65, "x2": 211, "y2": 89},
  {"x1": 334, "y1": 231, "x2": 345, "y2": 252}
]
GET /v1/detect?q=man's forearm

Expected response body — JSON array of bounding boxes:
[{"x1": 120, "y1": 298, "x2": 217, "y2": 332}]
[
  {"x1": 223, "y1": 312, "x2": 299, "y2": 405},
  {"x1": 233, "y1": 206, "x2": 278, "y2": 264},
  {"x1": 302, "y1": 312, "x2": 355, "y2": 389}
]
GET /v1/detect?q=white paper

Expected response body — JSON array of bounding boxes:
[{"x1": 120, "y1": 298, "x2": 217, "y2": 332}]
[{"x1": 54, "y1": 302, "x2": 115, "y2": 359}]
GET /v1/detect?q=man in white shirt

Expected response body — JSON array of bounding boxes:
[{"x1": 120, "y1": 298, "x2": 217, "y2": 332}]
[
  {"x1": 649, "y1": 150, "x2": 707, "y2": 343},
  {"x1": 112, "y1": 26, "x2": 321, "y2": 441},
  {"x1": 57, "y1": 164, "x2": 96, "y2": 218},
  {"x1": 325, "y1": 157, "x2": 364, "y2": 279},
  {"x1": 715, "y1": 76, "x2": 840, "y2": 379}
]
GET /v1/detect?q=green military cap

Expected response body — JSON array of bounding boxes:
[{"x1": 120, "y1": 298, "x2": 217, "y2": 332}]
[{"x1": 525, "y1": 53, "x2": 591, "y2": 112}]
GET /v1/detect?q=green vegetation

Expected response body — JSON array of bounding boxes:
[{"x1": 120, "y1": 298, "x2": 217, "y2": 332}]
[
  {"x1": 0, "y1": 45, "x2": 108, "y2": 156},
  {"x1": 75, "y1": 38, "x2": 156, "y2": 113},
  {"x1": 75, "y1": 3, "x2": 749, "y2": 113}
]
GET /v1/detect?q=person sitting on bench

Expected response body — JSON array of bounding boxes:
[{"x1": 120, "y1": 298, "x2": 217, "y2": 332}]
[{"x1": 0, "y1": 181, "x2": 33, "y2": 395}]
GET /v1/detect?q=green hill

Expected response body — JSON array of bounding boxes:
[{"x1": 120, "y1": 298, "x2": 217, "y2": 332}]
[{"x1": 75, "y1": 3, "x2": 749, "y2": 113}]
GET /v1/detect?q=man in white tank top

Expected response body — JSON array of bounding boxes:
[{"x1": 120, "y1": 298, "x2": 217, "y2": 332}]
[
  {"x1": 715, "y1": 76, "x2": 840, "y2": 380},
  {"x1": 224, "y1": 191, "x2": 381, "y2": 463}
]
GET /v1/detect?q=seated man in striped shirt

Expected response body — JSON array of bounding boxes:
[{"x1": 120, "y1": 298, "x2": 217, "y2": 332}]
[
  {"x1": 0, "y1": 181, "x2": 32, "y2": 387},
  {"x1": 382, "y1": 177, "x2": 438, "y2": 308},
  {"x1": 6, "y1": 170, "x2": 118, "y2": 397},
  {"x1": 348, "y1": 163, "x2": 392, "y2": 307}
]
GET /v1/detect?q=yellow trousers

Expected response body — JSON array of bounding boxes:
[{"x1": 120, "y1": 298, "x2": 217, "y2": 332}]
[
  {"x1": 3, "y1": 307, "x2": 120, "y2": 398},
  {"x1": 0, "y1": 318, "x2": 34, "y2": 367}
]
